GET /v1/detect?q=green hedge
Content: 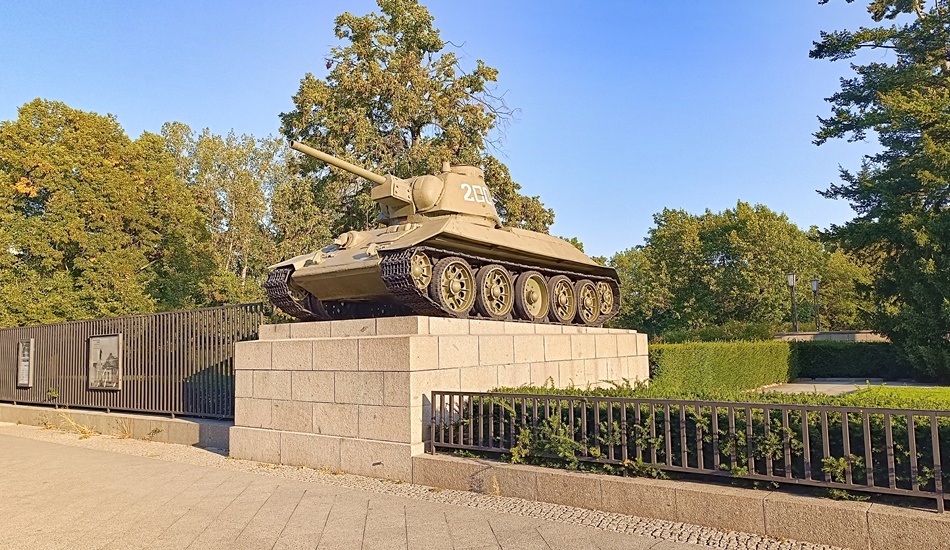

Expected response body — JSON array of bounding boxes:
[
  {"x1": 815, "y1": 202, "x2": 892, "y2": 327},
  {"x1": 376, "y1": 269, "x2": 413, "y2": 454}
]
[
  {"x1": 648, "y1": 341, "x2": 914, "y2": 394},
  {"x1": 649, "y1": 341, "x2": 792, "y2": 393},
  {"x1": 790, "y1": 341, "x2": 913, "y2": 380}
]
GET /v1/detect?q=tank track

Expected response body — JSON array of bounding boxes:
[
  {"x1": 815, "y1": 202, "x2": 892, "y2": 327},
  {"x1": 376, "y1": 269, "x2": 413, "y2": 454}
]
[
  {"x1": 264, "y1": 267, "x2": 325, "y2": 321},
  {"x1": 379, "y1": 246, "x2": 621, "y2": 327},
  {"x1": 266, "y1": 266, "x2": 413, "y2": 322},
  {"x1": 266, "y1": 246, "x2": 621, "y2": 326}
]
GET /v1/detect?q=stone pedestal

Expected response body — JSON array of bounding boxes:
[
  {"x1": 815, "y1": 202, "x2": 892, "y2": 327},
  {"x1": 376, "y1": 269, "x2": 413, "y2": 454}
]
[{"x1": 230, "y1": 317, "x2": 649, "y2": 481}]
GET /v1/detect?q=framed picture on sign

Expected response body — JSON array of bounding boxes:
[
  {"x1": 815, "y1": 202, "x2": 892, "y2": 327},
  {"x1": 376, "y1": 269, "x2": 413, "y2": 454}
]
[
  {"x1": 16, "y1": 339, "x2": 34, "y2": 388},
  {"x1": 88, "y1": 334, "x2": 122, "y2": 391}
]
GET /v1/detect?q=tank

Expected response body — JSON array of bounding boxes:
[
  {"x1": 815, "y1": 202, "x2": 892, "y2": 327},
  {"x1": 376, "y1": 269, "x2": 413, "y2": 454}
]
[{"x1": 264, "y1": 140, "x2": 621, "y2": 326}]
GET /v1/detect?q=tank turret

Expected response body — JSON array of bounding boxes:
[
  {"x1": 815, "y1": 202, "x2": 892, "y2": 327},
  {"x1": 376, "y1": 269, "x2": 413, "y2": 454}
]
[
  {"x1": 266, "y1": 141, "x2": 620, "y2": 327},
  {"x1": 290, "y1": 141, "x2": 500, "y2": 226}
]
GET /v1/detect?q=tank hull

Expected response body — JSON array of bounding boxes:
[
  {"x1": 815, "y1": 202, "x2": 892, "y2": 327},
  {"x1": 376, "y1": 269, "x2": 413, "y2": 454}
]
[{"x1": 267, "y1": 215, "x2": 620, "y2": 326}]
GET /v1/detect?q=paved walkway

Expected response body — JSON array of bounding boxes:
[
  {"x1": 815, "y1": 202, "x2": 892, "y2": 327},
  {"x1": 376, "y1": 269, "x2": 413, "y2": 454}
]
[
  {"x1": 763, "y1": 378, "x2": 937, "y2": 396},
  {"x1": 0, "y1": 432, "x2": 705, "y2": 550},
  {"x1": 0, "y1": 424, "x2": 838, "y2": 550}
]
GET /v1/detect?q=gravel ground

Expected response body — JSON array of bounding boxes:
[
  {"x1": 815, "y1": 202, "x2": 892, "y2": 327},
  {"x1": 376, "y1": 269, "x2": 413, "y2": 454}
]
[{"x1": 0, "y1": 421, "x2": 843, "y2": 550}]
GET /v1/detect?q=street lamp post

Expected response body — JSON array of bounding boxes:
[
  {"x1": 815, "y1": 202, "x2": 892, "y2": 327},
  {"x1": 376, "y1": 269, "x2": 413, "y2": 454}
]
[
  {"x1": 787, "y1": 273, "x2": 798, "y2": 332},
  {"x1": 810, "y1": 278, "x2": 820, "y2": 333}
]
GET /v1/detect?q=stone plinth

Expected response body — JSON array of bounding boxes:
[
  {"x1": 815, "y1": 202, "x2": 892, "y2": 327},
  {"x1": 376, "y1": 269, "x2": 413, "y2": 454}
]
[{"x1": 230, "y1": 317, "x2": 649, "y2": 481}]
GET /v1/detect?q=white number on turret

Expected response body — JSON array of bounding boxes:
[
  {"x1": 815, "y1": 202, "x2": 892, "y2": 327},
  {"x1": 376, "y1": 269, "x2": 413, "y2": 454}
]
[{"x1": 461, "y1": 183, "x2": 492, "y2": 203}]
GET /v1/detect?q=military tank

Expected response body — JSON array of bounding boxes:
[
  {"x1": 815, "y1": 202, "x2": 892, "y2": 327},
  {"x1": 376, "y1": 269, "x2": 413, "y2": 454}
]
[{"x1": 265, "y1": 141, "x2": 620, "y2": 326}]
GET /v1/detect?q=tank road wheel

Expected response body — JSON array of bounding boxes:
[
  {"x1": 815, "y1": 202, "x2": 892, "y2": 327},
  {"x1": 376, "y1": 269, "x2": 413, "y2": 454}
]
[
  {"x1": 547, "y1": 275, "x2": 576, "y2": 324},
  {"x1": 574, "y1": 279, "x2": 601, "y2": 325},
  {"x1": 410, "y1": 250, "x2": 432, "y2": 290},
  {"x1": 514, "y1": 271, "x2": 549, "y2": 322},
  {"x1": 475, "y1": 264, "x2": 514, "y2": 320},
  {"x1": 596, "y1": 281, "x2": 614, "y2": 318},
  {"x1": 429, "y1": 257, "x2": 476, "y2": 317}
]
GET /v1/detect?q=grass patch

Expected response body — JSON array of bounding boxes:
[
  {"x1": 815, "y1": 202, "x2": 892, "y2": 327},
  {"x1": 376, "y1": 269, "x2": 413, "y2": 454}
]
[
  {"x1": 839, "y1": 386, "x2": 950, "y2": 410},
  {"x1": 494, "y1": 380, "x2": 950, "y2": 410}
]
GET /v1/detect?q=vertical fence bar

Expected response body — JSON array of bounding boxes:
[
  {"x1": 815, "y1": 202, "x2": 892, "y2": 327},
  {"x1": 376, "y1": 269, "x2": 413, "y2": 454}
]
[
  {"x1": 764, "y1": 406, "x2": 772, "y2": 476},
  {"x1": 908, "y1": 414, "x2": 918, "y2": 492},
  {"x1": 634, "y1": 402, "x2": 643, "y2": 462},
  {"x1": 728, "y1": 406, "x2": 737, "y2": 470},
  {"x1": 863, "y1": 411, "x2": 874, "y2": 487},
  {"x1": 746, "y1": 407, "x2": 755, "y2": 474},
  {"x1": 679, "y1": 404, "x2": 687, "y2": 467},
  {"x1": 650, "y1": 403, "x2": 657, "y2": 464},
  {"x1": 509, "y1": 396, "x2": 516, "y2": 450},
  {"x1": 607, "y1": 401, "x2": 615, "y2": 462},
  {"x1": 467, "y1": 395, "x2": 474, "y2": 446},
  {"x1": 478, "y1": 396, "x2": 484, "y2": 447},
  {"x1": 695, "y1": 404, "x2": 704, "y2": 470},
  {"x1": 931, "y1": 413, "x2": 944, "y2": 513},
  {"x1": 884, "y1": 413, "x2": 896, "y2": 489},
  {"x1": 664, "y1": 404, "x2": 672, "y2": 466},
  {"x1": 842, "y1": 411, "x2": 853, "y2": 484},
  {"x1": 581, "y1": 400, "x2": 588, "y2": 458},
  {"x1": 430, "y1": 392, "x2": 437, "y2": 453},
  {"x1": 782, "y1": 407, "x2": 792, "y2": 479},
  {"x1": 621, "y1": 401, "x2": 629, "y2": 465},
  {"x1": 821, "y1": 410, "x2": 832, "y2": 483},
  {"x1": 712, "y1": 404, "x2": 720, "y2": 471}
]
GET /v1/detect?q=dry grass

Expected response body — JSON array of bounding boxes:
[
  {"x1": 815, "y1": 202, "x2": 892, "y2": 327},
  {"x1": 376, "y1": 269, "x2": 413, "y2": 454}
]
[
  {"x1": 112, "y1": 419, "x2": 134, "y2": 439},
  {"x1": 58, "y1": 413, "x2": 97, "y2": 439}
]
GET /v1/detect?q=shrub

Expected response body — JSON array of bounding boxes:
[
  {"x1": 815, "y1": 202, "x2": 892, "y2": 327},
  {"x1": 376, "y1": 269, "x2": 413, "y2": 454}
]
[
  {"x1": 649, "y1": 341, "x2": 792, "y2": 394},
  {"x1": 658, "y1": 321, "x2": 777, "y2": 343},
  {"x1": 647, "y1": 341, "x2": 916, "y2": 394},
  {"x1": 791, "y1": 341, "x2": 914, "y2": 380}
]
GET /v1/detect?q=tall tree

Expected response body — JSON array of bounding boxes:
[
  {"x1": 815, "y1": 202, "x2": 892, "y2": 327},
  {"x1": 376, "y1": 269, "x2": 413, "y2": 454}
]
[
  {"x1": 812, "y1": 0, "x2": 950, "y2": 377},
  {"x1": 0, "y1": 99, "x2": 212, "y2": 326},
  {"x1": 279, "y1": 0, "x2": 553, "y2": 236},
  {"x1": 161, "y1": 123, "x2": 290, "y2": 304},
  {"x1": 609, "y1": 202, "x2": 865, "y2": 335}
]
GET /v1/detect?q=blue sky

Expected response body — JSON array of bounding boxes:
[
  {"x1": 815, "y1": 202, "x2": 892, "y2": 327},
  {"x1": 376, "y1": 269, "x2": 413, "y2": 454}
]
[{"x1": 0, "y1": 1, "x2": 877, "y2": 258}]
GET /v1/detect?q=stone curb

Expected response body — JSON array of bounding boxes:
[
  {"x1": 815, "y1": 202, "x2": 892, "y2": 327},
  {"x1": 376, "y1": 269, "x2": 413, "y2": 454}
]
[
  {"x1": 411, "y1": 453, "x2": 950, "y2": 550},
  {"x1": 0, "y1": 403, "x2": 231, "y2": 449}
]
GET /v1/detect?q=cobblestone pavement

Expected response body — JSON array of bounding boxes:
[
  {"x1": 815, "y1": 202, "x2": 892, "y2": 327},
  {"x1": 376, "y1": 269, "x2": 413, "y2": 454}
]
[{"x1": 0, "y1": 423, "x2": 842, "y2": 550}]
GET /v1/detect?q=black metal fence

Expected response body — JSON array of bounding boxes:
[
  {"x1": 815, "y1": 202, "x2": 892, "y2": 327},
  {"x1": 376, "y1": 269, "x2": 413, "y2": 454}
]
[
  {"x1": 430, "y1": 391, "x2": 950, "y2": 512},
  {"x1": 0, "y1": 304, "x2": 264, "y2": 419}
]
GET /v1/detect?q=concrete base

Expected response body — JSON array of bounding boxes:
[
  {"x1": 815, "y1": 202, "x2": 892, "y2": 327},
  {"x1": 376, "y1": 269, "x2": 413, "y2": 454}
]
[
  {"x1": 411, "y1": 454, "x2": 950, "y2": 550},
  {"x1": 0, "y1": 403, "x2": 231, "y2": 449},
  {"x1": 229, "y1": 316, "x2": 649, "y2": 481}
]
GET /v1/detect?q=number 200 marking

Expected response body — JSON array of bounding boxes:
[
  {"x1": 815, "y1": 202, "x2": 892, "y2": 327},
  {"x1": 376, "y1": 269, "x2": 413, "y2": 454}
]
[{"x1": 461, "y1": 183, "x2": 491, "y2": 203}]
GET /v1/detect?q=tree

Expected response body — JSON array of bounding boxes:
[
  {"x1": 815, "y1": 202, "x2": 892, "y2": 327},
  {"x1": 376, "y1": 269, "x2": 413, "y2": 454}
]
[
  {"x1": 279, "y1": 0, "x2": 553, "y2": 236},
  {"x1": 609, "y1": 201, "x2": 867, "y2": 336},
  {"x1": 161, "y1": 123, "x2": 291, "y2": 305},
  {"x1": 812, "y1": 0, "x2": 950, "y2": 377},
  {"x1": 0, "y1": 99, "x2": 212, "y2": 326}
]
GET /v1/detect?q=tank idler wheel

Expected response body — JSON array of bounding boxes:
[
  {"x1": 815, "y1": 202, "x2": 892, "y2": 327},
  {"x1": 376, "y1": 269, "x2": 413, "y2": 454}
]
[
  {"x1": 410, "y1": 250, "x2": 432, "y2": 290},
  {"x1": 547, "y1": 275, "x2": 577, "y2": 324},
  {"x1": 574, "y1": 279, "x2": 601, "y2": 325},
  {"x1": 514, "y1": 271, "x2": 550, "y2": 322},
  {"x1": 475, "y1": 264, "x2": 514, "y2": 320},
  {"x1": 429, "y1": 257, "x2": 476, "y2": 317},
  {"x1": 596, "y1": 281, "x2": 614, "y2": 317}
]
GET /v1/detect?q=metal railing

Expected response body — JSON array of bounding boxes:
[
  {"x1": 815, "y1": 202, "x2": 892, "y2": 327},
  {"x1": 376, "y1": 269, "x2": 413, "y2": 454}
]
[
  {"x1": 430, "y1": 391, "x2": 950, "y2": 512},
  {"x1": 0, "y1": 304, "x2": 265, "y2": 419}
]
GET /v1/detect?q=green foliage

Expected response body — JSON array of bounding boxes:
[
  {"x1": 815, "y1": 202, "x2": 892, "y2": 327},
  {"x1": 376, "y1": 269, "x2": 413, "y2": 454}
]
[
  {"x1": 0, "y1": 100, "x2": 214, "y2": 325},
  {"x1": 280, "y1": 0, "x2": 553, "y2": 235},
  {"x1": 658, "y1": 320, "x2": 778, "y2": 343},
  {"x1": 608, "y1": 202, "x2": 871, "y2": 336},
  {"x1": 450, "y1": 387, "x2": 950, "y2": 501},
  {"x1": 813, "y1": 1, "x2": 950, "y2": 378},
  {"x1": 650, "y1": 341, "x2": 793, "y2": 394},
  {"x1": 161, "y1": 123, "x2": 294, "y2": 305},
  {"x1": 792, "y1": 341, "x2": 913, "y2": 380}
]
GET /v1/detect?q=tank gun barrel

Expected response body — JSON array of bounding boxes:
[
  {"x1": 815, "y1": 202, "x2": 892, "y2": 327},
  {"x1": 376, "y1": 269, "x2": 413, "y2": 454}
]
[{"x1": 289, "y1": 140, "x2": 387, "y2": 185}]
